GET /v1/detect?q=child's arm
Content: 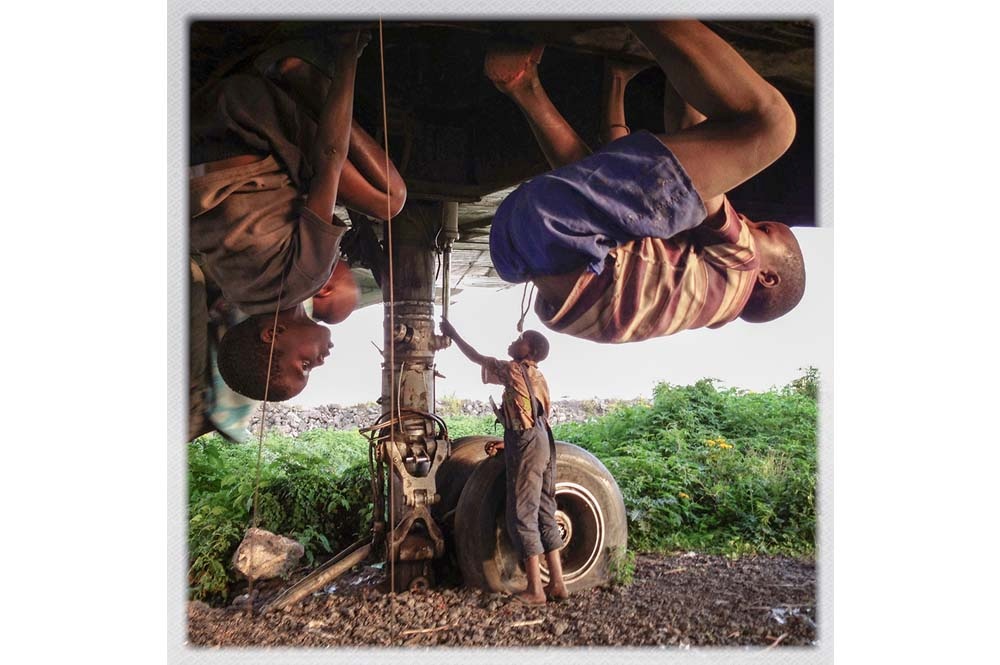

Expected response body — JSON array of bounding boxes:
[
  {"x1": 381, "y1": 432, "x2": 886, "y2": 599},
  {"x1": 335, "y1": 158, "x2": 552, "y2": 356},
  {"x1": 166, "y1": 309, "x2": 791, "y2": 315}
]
[
  {"x1": 305, "y1": 31, "x2": 365, "y2": 224},
  {"x1": 439, "y1": 318, "x2": 488, "y2": 367}
]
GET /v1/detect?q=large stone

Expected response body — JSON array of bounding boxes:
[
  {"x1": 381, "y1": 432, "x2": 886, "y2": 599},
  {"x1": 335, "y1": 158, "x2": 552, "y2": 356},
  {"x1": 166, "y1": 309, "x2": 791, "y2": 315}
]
[{"x1": 231, "y1": 528, "x2": 304, "y2": 581}]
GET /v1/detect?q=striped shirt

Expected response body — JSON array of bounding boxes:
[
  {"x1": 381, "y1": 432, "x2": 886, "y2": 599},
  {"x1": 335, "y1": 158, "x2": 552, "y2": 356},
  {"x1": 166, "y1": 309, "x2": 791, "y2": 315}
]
[
  {"x1": 481, "y1": 358, "x2": 551, "y2": 430},
  {"x1": 535, "y1": 197, "x2": 758, "y2": 343}
]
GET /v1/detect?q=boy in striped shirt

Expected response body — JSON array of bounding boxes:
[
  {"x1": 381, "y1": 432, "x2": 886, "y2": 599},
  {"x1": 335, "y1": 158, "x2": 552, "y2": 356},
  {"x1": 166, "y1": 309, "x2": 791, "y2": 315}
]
[{"x1": 487, "y1": 21, "x2": 805, "y2": 343}]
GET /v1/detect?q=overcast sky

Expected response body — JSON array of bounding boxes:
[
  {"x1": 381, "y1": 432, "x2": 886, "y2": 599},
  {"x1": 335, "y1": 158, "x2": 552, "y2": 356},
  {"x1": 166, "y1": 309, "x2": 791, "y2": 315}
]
[{"x1": 290, "y1": 227, "x2": 831, "y2": 407}]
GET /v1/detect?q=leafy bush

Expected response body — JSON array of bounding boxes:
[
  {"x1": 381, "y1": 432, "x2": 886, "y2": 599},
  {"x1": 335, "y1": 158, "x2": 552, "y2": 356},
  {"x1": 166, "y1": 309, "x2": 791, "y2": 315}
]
[
  {"x1": 444, "y1": 414, "x2": 500, "y2": 439},
  {"x1": 188, "y1": 370, "x2": 818, "y2": 600},
  {"x1": 551, "y1": 375, "x2": 817, "y2": 556},
  {"x1": 436, "y1": 393, "x2": 465, "y2": 418},
  {"x1": 607, "y1": 547, "x2": 637, "y2": 587},
  {"x1": 187, "y1": 429, "x2": 372, "y2": 602}
]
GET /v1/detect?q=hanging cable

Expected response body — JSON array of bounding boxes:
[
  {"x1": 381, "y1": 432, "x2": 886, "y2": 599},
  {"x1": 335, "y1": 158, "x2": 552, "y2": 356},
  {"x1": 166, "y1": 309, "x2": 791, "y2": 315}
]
[
  {"x1": 376, "y1": 17, "x2": 398, "y2": 597},
  {"x1": 246, "y1": 269, "x2": 286, "y2": 617},
  {"x1": 517, "y1": 281, "x2": 536, "y2": 333}
]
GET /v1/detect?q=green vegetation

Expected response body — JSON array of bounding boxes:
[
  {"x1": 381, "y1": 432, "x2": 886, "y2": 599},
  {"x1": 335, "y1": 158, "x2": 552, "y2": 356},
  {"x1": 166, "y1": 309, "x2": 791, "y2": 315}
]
[
  {"x1": 552, "y1": 376, "x2": 817, "y2": 556},
  {"x1": 607, "y1": 547, "x2": 638, "y2": 587},
  {"x1": 187, "y1": 429, "x2": 372, "y2": 601},
  {"x1": 436, "y1": 393, "x2": 465, "y2": 418},
  {"x1": 188, "y1": 370, "x2": 818, "y2": 601}
]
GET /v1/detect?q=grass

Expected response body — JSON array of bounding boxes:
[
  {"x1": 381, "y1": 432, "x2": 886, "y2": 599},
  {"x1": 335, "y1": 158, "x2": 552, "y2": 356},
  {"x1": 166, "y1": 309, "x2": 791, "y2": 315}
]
[{"x1": 188, "y1": 371, "x2": 818, "y2": 601}]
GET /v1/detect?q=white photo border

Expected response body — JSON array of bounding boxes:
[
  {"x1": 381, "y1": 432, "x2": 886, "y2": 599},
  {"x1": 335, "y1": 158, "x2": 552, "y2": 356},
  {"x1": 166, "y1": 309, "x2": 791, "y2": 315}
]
[{"x1": 168, "y1": 2, "x2": 834, "y2": 663}]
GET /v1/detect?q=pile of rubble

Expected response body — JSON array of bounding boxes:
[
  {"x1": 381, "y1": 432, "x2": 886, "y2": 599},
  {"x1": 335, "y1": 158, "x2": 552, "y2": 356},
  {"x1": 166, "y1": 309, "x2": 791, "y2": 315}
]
[{"x1": 249, "y1": 398, "x2": 648, "y2": 438}]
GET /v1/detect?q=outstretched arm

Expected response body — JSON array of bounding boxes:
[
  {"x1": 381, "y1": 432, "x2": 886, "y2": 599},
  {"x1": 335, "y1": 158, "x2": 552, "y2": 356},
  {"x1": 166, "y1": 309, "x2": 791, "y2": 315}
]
[
  {"x1": 439, "y1": 318, "x2": 488, "y2": 366},
  {"x1": 305, "y1": 31, "x2": 363, "y2": 222}
]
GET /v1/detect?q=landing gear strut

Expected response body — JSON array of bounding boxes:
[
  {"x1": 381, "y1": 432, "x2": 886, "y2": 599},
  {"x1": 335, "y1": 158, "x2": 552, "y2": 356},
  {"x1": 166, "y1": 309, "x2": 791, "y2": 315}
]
[{"x1": 372, "y1": 201, "x2": 456, "y2": 592}]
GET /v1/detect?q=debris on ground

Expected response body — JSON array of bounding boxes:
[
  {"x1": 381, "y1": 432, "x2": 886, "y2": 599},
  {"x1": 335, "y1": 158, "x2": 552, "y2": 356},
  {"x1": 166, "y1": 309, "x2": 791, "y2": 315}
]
[{"x1": 189, "y1": 553, "x2": 816, "y2": 647}]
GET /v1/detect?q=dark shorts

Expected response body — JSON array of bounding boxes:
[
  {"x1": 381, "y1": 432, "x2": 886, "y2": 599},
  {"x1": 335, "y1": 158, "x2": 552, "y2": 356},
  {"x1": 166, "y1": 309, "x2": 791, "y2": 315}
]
[
  {"x1": 489, "y1": 130, "x2": 707, "y2": 282},
  {"x1": 503, "y1": 421, "x2": 563, "y2": 560}
]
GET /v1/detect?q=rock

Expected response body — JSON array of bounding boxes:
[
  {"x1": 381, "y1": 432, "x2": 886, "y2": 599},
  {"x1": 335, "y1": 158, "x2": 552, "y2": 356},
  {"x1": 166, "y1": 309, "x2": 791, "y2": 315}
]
[
  {"x1": 230, "y1": 590, "x2": 257, "y2": 609},
  {"x1": 188, "y1": 600, "x2": 211, "y2": 613},
  {"x1": 551, "y1": 620, "x2": 569, "y2": 637},
  {"x1": 232, "y1": 528, "x2": 305, "y2": 581}
]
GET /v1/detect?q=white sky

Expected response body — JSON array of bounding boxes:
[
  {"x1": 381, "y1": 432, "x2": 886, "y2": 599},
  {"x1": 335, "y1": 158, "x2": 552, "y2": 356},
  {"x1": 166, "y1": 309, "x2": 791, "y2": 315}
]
[{"x1": 291, "y1": 226, "x2": 831, "y2": 406}]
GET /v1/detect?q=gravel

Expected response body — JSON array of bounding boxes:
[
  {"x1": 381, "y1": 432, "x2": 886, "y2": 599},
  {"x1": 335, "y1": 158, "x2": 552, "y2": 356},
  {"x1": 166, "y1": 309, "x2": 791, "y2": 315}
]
[{"x1": 187, "y1": 553, "x2": 816, "y2": 648}]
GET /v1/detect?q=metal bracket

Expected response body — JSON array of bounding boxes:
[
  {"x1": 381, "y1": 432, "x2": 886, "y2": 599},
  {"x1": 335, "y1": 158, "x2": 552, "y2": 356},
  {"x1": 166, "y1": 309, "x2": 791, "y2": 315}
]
[{"x1": 387, "y1": 504, "x2": 446, "y2": 561}]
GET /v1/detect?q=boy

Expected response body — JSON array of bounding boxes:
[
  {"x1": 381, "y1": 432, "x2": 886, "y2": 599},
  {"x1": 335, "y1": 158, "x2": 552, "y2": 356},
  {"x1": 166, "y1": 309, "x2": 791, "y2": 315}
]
[
  {"x1": 486, "y1": 21, "x2": 805, "y2": 344},
  {"x1": 188, "y1": 260, "x2": 355, "y2": 442},
  {"x1": 439, "y1": 318, "x2": 568, "y2": 605},
  {"x1": 190, "y1": 30, "x2": 405, "y2": 400},
  {"x1": 310, "y1": 260, "x2": 360, "y2": 325}
]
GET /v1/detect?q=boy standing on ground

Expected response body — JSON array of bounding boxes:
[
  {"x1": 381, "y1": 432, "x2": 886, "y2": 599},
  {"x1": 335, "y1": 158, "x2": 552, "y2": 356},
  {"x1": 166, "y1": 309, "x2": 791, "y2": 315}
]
[
  {"x1": 486, "y1": 21, "x2": 805, "y2": 344},
  {"x1": 439, "y1": 318, "x2": 568, "y2": 605}
]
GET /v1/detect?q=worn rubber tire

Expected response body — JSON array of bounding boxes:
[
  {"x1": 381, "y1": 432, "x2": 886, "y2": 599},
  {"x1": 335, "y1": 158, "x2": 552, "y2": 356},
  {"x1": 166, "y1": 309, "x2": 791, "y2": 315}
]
[
  {"x1": 453, "y1": 441, "x2": 627, "y2": 594},
  {"x1": 430, "y1": 435, "x2": 500, "y2": 585},
  {"x1": 431, "y1": 435, "x2": 498, "y2": 524}
]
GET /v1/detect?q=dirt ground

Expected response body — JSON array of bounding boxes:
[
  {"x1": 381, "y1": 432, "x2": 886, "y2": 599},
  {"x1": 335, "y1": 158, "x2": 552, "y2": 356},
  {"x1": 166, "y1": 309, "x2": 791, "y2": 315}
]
[{"x1": 187, "y1": 553, "x2": 816, "y2": 648}]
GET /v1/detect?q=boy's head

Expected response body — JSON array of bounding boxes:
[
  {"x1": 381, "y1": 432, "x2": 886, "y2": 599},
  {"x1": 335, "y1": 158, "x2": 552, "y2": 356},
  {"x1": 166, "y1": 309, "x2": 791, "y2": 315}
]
[
  {"x1": 217, "y1": 313, "x2": 333, "y2": 401},
  {"x1": 508, "y1": 329, "x2": 550, "y2": 363},
  {"x1": 740, "y1": 221, "x2": 806, "y2": 323},
  {"x1": 311, "y1": 261, "x2": 359, "y2": 325}
]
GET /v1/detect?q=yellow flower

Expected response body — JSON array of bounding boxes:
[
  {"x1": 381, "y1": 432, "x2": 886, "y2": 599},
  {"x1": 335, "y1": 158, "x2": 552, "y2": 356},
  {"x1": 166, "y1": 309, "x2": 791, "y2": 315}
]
[
  {"x1": 719, "y1": 442, "x2": 733, "y2": 449},
  {"x1": 706, "y1": 439, "x2": 717, "y2": 447},
  {"x1": 678, "y1": 492, "x2": 690, "y2": 500}
]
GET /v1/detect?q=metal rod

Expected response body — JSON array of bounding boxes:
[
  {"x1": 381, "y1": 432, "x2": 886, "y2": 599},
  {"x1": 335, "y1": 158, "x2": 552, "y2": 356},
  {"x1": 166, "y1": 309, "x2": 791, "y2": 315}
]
[
  {"x1": 441, "y1": 201, "x2": 459, "y2": 320},
  {"x1": 442, "y1": 247, "x2": 452, "y2": 320},
  {"x1": 263, "y1": 539, "x2": 373, "y2": 612}
]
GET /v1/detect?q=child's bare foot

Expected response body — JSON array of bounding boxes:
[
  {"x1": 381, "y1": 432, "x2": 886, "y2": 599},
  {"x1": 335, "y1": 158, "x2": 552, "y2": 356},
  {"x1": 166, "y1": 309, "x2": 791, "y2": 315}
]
[
  {"x1": 512, "y1": 590, "x2": 548, "y2": 606},
  {"x1": 604, "y1": 58, "x2": 652, "y2": 85},
  {"x1": 328, "y1": 29, "x2": 371, "y2": 59},
  {"x1": 484, "y1": 43, "x2": 545, "y2": 93},
  {"x1": 544, "y1": 583, "x2": 569, "y2": 601}
]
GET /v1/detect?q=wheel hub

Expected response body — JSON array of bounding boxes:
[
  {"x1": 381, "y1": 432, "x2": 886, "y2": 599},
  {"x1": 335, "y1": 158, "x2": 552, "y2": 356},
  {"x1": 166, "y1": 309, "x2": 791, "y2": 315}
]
[
  {"x1": 554, "y1": 510, "x2": 572, "y2": 550},
  {"x1": 541, "y1": 482, "x2": 605, "y2": 583}
]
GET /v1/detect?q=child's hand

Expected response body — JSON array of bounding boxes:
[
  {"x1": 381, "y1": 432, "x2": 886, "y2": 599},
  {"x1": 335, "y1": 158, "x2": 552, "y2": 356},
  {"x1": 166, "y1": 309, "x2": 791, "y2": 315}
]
[
  {"x1": 485, "y1": 440, "x2": 504, "y2": 456},
  {"x1": 354, "y1": 30, "x2": 372, "y2": 58},
  {"x1": 439, "y1": 318, "x2": 457, "y2": 339},
  {"x1": 327, "y1": 29, "x2": 370, "y2": 59}
]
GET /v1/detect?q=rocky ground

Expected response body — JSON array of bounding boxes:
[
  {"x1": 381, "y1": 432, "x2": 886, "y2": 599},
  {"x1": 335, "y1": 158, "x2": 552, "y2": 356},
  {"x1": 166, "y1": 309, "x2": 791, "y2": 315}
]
[
  {"x1": 249, "y1": 398, "x2": 649, "y2": 438},
  {"x1": 187, "y1": 553, "x2": 816, "y2": 648}
]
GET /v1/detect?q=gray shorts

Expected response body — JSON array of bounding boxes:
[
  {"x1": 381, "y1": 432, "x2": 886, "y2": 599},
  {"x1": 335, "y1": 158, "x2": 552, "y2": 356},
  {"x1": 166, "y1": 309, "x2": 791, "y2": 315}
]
[{"x1": 503, "y1": 422, "x2": 563, "y2": 560}]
